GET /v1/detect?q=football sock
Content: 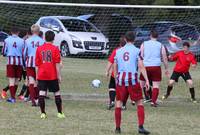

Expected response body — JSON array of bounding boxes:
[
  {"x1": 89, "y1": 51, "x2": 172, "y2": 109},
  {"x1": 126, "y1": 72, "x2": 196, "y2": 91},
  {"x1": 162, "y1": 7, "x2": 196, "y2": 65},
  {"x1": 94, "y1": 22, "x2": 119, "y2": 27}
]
[
  {"x1": 34, "y1": 87, "x2": 39, "y2": 100},
  {"x1": 24, "y1": 87, "x2": 29, "y2": 98},
  {"x1": 115, "y1": 107, "x2": 121, "y2": 128},
  {"x1": 3, "y1": 85, "x2": 9, "y2": 92},
  {"x1": 14, "y1": 85, "x2": 18, "y2": 97},
  {"x1": 9, "y1": 86, "x2": 15, "y2": 99},
  {"x1": 55, "y1": 95, "x2": 62, "y2": 113},
  {"x1": 152, "y1": 88, "x2": 159, "y2": 104},
  {"x1": 137, "y1": 105, "x2": 145, "y2": 126},
  {"x1": 39, "y1": 95, "x2": 45, "y2": 113},
  {"x1": 109, "y1": 91, "x2": 116, "y2": 103},
  {"x1": 18, "y1": 84, "x2": 27, "y2": 96},
  {"x1": 189, "y1": 88, "x2": 195, "y2": 99},
  {"x1": 29, "y1": 84, "x2": 35, "y2": 103},
  {"x1": 167, "y1": 86, "x2": 173, "y2": 96}
]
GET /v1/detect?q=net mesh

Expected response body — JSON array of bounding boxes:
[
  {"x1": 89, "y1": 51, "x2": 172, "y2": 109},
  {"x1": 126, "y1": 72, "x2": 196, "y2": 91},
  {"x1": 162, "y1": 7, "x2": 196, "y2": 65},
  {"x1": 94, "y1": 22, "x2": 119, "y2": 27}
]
[{"x1": 0, "y1": 1, "x2": 199, "y2": 98}]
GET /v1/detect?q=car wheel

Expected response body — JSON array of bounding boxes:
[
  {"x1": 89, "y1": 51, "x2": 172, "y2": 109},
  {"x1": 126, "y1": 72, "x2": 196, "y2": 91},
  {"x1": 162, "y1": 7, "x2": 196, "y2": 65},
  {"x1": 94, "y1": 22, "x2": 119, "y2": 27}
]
[{"x1": 60, "y1": 42, "x2": 70, "y2": 57}]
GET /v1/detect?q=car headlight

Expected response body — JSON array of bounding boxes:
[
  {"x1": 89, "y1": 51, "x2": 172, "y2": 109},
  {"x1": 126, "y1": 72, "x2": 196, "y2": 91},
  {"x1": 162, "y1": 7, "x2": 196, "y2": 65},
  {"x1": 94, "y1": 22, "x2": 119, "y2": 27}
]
[
  {"x1": 70, "y1": 35, "x2": 83, "y2": 49},
  {"x1": 105, "y1": 42, "x2": 110, "y2": 49}
]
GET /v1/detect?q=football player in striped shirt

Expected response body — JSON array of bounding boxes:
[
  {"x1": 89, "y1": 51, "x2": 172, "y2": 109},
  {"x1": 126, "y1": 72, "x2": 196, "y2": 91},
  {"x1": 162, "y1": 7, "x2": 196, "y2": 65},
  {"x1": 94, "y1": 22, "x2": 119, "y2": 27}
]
[
  {"x1": 24, "y1": 24, "x2": 45, "y2": 106},
  {"x1": 2, "y1": 27, "x2": 24, "y2": 103},
  {"x1": 114, "y1": 31, "x2": 150, "y2": 134}
]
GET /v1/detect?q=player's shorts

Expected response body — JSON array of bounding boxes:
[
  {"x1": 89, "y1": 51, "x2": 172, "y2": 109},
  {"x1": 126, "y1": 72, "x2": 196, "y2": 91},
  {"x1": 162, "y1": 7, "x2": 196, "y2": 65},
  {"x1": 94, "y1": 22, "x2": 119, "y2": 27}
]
[
  {"x1": 26, "y1": 67, "x2": 36, "y2": 79},
  {"x1": 116, "y1": 83, "x2": 143, "y2": 102},
  {"x1": 108, "y1": 76, "x2": 116, "y2": 90},
  {"x1": 140, "y1": 66, "x2": 162, "y2": 82},
  {"x1": 170, "y1": 71, "x2": 192, "y2": 82},
  {"x1": 7, "y1": 65, "x2": 23, "y2": 78},
  {"x1": 37, "y1": 80, "x2": 60, "y2": 92}
]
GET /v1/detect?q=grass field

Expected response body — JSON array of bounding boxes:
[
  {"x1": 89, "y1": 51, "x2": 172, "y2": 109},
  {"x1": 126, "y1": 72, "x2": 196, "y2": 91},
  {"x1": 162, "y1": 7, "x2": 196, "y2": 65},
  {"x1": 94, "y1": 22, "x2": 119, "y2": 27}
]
[{"x1": 0, "y1": 56, "x2": 200, "y2": 135}]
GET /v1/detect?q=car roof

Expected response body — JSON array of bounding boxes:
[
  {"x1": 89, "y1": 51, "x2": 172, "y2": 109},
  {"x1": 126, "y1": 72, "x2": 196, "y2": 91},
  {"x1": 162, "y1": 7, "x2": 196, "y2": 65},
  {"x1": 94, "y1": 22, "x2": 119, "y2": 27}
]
[{"x1": 39, "y1": 16, "x2": 88, "y2": 22}]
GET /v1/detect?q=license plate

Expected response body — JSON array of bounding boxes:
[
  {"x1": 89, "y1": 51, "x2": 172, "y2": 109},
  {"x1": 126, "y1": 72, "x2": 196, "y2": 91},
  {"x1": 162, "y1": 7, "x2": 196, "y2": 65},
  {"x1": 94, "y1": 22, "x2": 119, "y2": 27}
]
[{"x1": 89, "y1": 46, "x2": 101, "y2": 50}]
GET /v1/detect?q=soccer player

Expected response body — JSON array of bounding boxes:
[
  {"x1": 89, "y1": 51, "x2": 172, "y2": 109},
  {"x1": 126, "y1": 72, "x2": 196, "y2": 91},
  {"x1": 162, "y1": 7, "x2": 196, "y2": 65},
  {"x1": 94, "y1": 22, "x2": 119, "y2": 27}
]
[
  {"x1": 35, "y1": 30, "x2": 65, "y2": 119},
  {"x1": 114, "y1": 31, "x2": 150, "y2": 134},
  {"x1": 140, "y1": 30, "x2": 169, "y2": 107},
  {"x1": 106, "y1": 36, "x2": 126, "y2": 110},
  {"x1": 24, "y1": 24, "x2": 45, "y2": 106},
  {"x1": 2, "y1": 27, "x2": 24, "y2": 103},
  {"x1": 162, "y1": 42, "x2": 197, "y2": 103}
]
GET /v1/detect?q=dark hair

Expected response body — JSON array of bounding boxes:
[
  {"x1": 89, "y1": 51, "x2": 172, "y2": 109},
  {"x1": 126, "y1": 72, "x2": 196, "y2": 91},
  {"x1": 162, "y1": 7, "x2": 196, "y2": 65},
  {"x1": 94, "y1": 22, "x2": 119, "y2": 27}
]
[
  {"x1": 10, "y1": 27, "x2": 19, "y2": 34},
  {"x1": 27, "y1": 28, "x2": 32, "y2": 36},
  {"x1": 150, "y1": 29, "x2": 158, "y2": 38},
  {"x1": 183, "y1": 42, "x2": 190, "y2": 47},
  {"x1": 125, "y1": 31, "x2": 135, "y2": 42},
  {"x1": 119, "y1": 35, "x2": 126, "y2": 47},
  {"x1": 39, "y1": 31, "x2": 43, "y2": 38},
  {"x1": 45, "y1": 31, "x2": 55, "y2": 42}
]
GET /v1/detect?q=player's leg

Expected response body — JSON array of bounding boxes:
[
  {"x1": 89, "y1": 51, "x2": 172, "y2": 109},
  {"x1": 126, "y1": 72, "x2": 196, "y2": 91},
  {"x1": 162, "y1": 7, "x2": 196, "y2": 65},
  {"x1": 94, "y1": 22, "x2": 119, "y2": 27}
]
[
  {"x1": 28, "y1": 76, "x2": 37, "y2": 106},
  {"x1": 13, "y1": 65, "x2": 23, "y2": 100},
  {"x1": 114, "y1": 85, "x2": 123, "y2": 134},
  {"x1": 183, "y1": 72, "x2": 196, "y2": 103},
  {"x1": 140, "y1": 80, "x2": 151, "y2": 103},
  {"x1": 128, "y1": 84, "x2": 150, "y2": 134},
  {"x1": 107, "y1": 76, "x2": 116, "y2": 110},
  {"x1": 1, "y1": 85, "x2": 9, "y2": 99},
  {"x1": 49, "y1": 80, "x2": 65, "y2": 118},
  {"x1": 162, "y1": 71, "x2": 179, "y2": 100},
  {"x1": 38, "y1": 80, "x2": 47, "y2": 118},
  {"x1": 18, "y1": 70, "x2": 27, "y2": 99},
  {"x1": 151, "y1": 81, "x2": 160, "y2": 107}
]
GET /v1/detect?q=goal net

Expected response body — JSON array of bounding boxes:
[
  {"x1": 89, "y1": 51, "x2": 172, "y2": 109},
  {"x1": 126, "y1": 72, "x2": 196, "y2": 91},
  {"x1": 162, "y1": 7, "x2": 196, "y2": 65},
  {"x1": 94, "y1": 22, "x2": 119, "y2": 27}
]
[{"x1": 0, "y1": 1, "x2": 199, "y2": 99}]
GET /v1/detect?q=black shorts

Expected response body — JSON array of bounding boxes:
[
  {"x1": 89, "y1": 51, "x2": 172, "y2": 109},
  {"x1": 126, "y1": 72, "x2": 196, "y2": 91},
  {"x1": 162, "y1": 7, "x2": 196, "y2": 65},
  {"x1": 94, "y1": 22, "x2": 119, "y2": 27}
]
[
  {"x1": 108, "y1": 76, "x2": 116, "y2": 89},
  {"x1": 37, "y1": 80, "x2": 60, "y2": 92},
  {"x1": 170, "y1": 71, "x2": 192, "y2": 82}
]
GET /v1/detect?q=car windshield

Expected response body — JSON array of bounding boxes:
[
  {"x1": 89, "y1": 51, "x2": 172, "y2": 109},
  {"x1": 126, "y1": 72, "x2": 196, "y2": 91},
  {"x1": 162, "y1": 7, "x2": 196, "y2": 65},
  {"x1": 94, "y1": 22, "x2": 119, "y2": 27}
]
[
  {"x1": 0, "y1": 33, "x2": 8, "y2": 42},
  {"x1": 61, "y1": 19, "x2": 99, "y2": 33},
  {"x1": 171, "y1": 25, "x2": 199, "y2": 40}
]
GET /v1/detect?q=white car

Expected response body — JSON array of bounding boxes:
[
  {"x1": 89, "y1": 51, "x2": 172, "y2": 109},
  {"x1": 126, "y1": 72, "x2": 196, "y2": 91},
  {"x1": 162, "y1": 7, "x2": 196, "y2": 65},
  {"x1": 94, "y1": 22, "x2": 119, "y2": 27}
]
[{"x1": 36, "y1": 16, "x2": 109, "y2": 57}]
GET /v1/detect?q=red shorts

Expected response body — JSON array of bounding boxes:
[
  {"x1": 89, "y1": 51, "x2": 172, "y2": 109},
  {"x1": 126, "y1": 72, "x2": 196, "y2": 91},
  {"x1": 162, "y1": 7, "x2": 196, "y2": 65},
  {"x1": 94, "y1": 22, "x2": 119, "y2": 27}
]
[
  {"x1": 7, "y1": 65, "x2": 23, "y2": 78},
  {"x1": 140, "y1": 66, "x2": 162, "y2": 82},
  {"x1": 116, "y1": 83, "x2": 143, "y2": 102},
  {"x1": 26, "y1": 67, "x2": 36, "y2": 79}
]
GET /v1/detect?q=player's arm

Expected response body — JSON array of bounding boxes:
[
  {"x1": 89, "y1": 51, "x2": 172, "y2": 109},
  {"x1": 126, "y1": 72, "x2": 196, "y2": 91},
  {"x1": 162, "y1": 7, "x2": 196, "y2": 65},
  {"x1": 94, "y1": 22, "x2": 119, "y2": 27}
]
[
  {"x1": 161, "y1": 45, "x2": 169, "y2": 77},
  {"x1": 138, "y1": 58, "x2": 150, "y2": 90},
  {"x1": 55, "y1": 48, "x2": 61, "y2": 83},
  {"x1": 140, "y1": 43, "x2": 144, "y2": 58},
  {"x1": 106, "y1": 62, "x2": 113, "y2": 77},
  {"x1": 2, "y1": 41, "x2": 7, "y2": 57},
  {"x1": 113, "y1": 62, "x2": 118, "y2": 79},
  {"x1": 191, "y1": 55, "x2": 197, "y2": 68},
  {"x1": 169, "y1": 52, "x2": 179, "y2": 61},
  {"x1": 35, "y1": 48, "x2": 41, "y2": 79}
]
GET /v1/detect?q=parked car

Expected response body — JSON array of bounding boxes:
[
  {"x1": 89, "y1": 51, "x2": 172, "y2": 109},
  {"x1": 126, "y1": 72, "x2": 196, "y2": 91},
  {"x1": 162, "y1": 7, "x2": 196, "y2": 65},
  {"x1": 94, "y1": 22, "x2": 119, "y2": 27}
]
[
  {"x1": 134, "y1": 21, "x2": 200, "y2": 56},
  {"x1": 0, "y1": 31, "x2": 8, "y2": 54},
  {"x1": 36, "y1": 16, "x2": 109, "y2": 57}
]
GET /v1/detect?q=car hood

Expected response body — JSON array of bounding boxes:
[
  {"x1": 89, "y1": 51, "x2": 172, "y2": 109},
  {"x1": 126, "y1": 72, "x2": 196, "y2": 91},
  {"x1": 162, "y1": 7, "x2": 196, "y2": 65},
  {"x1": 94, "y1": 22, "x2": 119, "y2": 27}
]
[{"x1": 69, "y1": 32, "x2": 107, "y2": 42}]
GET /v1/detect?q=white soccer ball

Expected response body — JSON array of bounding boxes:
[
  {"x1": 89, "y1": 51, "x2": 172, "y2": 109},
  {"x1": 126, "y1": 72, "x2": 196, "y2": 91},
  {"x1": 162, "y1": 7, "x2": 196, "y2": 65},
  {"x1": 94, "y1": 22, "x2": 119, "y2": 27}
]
[{"x1": 91, "y1": 79, "x2": 101, "y2": 88}]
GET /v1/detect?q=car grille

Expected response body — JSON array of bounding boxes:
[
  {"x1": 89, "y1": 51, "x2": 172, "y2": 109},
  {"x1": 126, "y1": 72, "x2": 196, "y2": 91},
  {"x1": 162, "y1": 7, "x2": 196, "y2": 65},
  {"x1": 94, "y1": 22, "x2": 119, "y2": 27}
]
[{"x1": 84, "y1": 41, "x2": 105, "y2": 50}]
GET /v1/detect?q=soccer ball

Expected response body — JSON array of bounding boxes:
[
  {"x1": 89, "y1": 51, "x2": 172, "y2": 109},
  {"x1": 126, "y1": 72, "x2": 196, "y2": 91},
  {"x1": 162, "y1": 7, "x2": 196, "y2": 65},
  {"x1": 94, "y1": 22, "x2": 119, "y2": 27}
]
[{"x1": 91, "y1": 79, "x2": 101, "y2": 88}]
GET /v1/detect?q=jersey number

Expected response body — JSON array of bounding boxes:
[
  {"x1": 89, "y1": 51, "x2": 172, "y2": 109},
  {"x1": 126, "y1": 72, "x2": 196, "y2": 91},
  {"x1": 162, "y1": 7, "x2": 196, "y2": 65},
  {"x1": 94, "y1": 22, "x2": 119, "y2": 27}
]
[
  {"x1": 13, "y1": 42, "x2": 17, "y2": 48},
  {"x1": 123, "y1": 52, "x2": 130, "y2": 61},
  {"x1": 31, "y1": 41, "x2": 40, "y2": 48},
  {"x1": 41, "y1": 50, "x2": 52, "y2": 62}
]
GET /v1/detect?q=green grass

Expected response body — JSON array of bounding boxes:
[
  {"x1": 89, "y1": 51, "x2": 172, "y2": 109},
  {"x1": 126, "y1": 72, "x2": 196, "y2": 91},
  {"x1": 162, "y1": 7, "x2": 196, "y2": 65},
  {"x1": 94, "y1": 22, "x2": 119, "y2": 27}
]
[{"x1": 0, "y1": 56, "x2": 200, "y2": 135}]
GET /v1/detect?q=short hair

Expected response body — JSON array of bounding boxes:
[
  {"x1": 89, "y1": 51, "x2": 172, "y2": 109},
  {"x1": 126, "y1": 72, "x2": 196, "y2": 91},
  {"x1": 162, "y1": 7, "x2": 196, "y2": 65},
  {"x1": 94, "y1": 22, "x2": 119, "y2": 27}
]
[
  {"x1": 150, "y1": 29, "x2": 158, "y2": 38},
  {"x1": 31, "y1": 24, "x2": 40, "y2": 33},
  {"x1": 183, "y1": 42, "x2": 190, "y2": 48},
  {"x1": 10, "y1": 27, "x2": 19, "y2": 34},
  {"x1": 125, "y1": 31, "x2": 135, "y2": 42},
  {"x1": 45, "y1": 31, "x2": 55, "y2": 42},
  {"x1": 39, "y1": 31, "x2": 43, "y2": 38},
  {"x1": 119, "y1": 35, "x2": 126, "y2": 47}
]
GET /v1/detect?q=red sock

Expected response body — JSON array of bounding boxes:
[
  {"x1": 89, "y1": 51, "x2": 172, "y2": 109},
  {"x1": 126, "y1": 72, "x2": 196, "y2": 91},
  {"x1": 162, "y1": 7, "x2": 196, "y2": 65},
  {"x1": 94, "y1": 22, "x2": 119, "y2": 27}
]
[
  {"x1": 115, "y1": 107, "x2": 121, "y2": 128},
  {"x1": 34, "y1": 87, "x2": 39, "y2": 100},
  {"x1": 137, "y1": 105, "x2": 145, "y2": 126},
  {"x1": 152, "y1": 88, "x2": 159, "y2": 104},
  {"x1": 9, "y1": 86, "x2": 15, "y2": 99},
  {"x1": 14, "y1": 85, "x2": 18, "y2": 97},
  {"x1": 29, "y1": 84, "x2": 35, "y2": 103}
]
